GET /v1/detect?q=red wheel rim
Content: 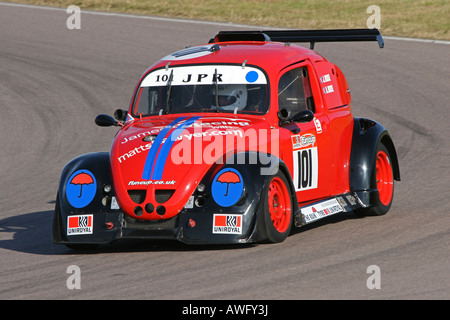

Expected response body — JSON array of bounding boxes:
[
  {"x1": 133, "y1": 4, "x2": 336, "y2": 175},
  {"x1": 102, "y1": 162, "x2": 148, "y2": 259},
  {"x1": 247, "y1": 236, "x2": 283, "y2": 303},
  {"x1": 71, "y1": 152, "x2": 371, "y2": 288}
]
[
  {"x1": 376, "y1": 150, "x2": 394, "y2": 206},
  {"x1": 268, "y1": 177, "x2": 292, "y2": 233}
]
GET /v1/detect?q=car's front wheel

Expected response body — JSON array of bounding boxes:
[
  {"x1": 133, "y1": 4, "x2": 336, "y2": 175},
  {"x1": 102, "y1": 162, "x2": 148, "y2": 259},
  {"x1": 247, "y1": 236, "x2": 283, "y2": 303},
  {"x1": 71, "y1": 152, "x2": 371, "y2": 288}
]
[{"x1": 260, "y1": 172, "x2": 293, "y2": 243}]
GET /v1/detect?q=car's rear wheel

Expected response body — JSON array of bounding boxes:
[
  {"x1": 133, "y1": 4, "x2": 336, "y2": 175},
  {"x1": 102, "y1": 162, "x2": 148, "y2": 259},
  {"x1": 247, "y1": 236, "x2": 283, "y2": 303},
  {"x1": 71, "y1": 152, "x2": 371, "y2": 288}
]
[
  {"x1": 358, "y1": 143, "x2": 394, "y2": 216},
  {"x1": 376, "y1": 146, "x2": 394, "y2": 207},
  {"x1": 261, "y1": 172, "x2": 293, "y2": 243}
]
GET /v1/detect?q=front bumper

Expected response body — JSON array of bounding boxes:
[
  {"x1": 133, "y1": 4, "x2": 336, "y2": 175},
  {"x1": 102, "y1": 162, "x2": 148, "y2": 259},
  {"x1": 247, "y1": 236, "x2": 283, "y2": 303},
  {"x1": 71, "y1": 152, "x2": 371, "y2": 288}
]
[{"x1": 53, "y1": 208, "x2": 260, "y2": 246}]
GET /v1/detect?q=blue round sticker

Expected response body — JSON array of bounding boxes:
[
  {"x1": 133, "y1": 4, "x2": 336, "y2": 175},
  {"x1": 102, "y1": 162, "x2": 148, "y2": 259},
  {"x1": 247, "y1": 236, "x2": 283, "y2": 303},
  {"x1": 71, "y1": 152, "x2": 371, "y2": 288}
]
[
  {"x1": 66, "y1": 169, "x2": 97, "y2": 208},
  {"x1": 245, "y1": 71, "x2": 259, "y2": 83},
  {"x1": 211, "y1": 168, "x2": 244, "y2": 207}
]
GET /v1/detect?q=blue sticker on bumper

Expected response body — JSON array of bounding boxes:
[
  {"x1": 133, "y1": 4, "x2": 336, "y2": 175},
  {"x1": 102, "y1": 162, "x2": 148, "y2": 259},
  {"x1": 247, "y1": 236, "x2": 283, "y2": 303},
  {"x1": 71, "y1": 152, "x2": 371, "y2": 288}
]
[
  {"x1": 66, "y1": 169, "x2": 97, "y2": 208},
  {"x1": 211, "y1": 168, "x2": 244, "y2": 207}
]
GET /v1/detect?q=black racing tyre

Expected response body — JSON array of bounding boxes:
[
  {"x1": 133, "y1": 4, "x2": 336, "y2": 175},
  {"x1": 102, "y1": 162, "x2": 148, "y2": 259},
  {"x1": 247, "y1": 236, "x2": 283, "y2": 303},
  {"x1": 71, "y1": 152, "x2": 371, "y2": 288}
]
[{"x1": 358, "y1": 143, "x2": 394, "y2": 216}]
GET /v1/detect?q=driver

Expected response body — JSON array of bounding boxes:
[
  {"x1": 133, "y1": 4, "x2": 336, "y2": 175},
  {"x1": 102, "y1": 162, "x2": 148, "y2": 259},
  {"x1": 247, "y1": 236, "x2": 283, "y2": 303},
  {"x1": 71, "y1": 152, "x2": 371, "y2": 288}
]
[{"x1": 213, "y1": 84, "x2": 247, "y2": 111}]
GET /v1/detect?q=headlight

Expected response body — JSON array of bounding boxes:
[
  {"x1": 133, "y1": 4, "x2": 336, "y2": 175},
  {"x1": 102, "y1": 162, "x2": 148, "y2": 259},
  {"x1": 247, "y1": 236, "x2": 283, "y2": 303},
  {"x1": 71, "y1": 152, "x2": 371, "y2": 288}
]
[
  {"x1": 103, "y1": 184, "x2": 112, "y2": 193},
  {"x1": 197, "y1": 183, "x2": 206, "y2": 193}
]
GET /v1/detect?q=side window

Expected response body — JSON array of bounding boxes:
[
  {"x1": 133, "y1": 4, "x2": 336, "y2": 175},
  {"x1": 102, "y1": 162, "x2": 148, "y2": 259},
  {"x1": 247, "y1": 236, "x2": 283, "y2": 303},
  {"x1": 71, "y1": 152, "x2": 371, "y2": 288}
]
[
  {"x1": 278, "y1": 67, "x2": 315, "y2": 116},
  {"x1": 302, "y1": 68, "x2": 315, "y2": 112}
]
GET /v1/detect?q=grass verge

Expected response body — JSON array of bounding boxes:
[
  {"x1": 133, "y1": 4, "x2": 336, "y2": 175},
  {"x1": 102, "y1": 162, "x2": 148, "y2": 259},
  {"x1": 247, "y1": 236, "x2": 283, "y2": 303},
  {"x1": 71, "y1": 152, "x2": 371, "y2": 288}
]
[{"x1": 3, "y1": 0, "x2": 449, "y2": 40}]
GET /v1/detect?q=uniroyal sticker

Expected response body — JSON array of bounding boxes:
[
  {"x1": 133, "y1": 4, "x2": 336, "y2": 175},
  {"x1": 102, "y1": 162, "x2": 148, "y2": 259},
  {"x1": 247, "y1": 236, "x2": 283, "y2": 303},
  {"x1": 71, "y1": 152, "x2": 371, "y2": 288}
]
[
  {"x1": 67, "y1": 215, "x2": 93, "y2": 235},
  {"x1": 212, "y1": 214, "x2": 242, "y2": 234},
  {"x1": 291, "y1": 133, "x2": 316, "y2": 150},
  {"x1": 301, "y1": 199, "x2": 344, "y2": 224}
]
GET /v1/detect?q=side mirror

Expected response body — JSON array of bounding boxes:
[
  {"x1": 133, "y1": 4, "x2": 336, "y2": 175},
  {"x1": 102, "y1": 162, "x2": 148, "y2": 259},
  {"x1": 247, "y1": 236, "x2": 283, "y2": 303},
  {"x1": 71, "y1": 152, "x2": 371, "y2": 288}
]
[
  {"x1": 277, "y1": 108, "x2": 291, "y2": 123},
  {"x1": 114, "y1": 109, "x2": 128, "y2": 121},
  {"x1": 95, "y1": 114, "x2": 119, "y2": 127},
  {"x1": 291, "y1": 110, "x2": 314, "y2": 123}
]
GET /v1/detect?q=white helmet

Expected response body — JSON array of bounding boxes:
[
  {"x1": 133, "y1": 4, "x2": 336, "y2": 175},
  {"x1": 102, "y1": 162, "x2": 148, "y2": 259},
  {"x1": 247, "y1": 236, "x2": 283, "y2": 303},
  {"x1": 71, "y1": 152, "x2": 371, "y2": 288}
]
[{"x1": 214, "y1": 84, "x2": 247, "y2": 110}]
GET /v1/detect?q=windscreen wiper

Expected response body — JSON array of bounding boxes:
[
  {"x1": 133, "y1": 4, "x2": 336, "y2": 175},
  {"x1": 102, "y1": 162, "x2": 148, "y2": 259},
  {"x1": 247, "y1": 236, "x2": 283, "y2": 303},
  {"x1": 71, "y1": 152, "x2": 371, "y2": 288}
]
[
  {"x1": 165, "y1": 69, "x2": 174, "y2": 114},
  {"x1": 214, "y1": 68, "x2": 220, "y2": 112}
]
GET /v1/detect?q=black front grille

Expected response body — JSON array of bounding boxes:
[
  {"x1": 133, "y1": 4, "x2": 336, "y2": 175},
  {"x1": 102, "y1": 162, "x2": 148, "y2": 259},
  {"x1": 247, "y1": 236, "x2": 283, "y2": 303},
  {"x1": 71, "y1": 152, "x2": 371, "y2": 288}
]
[
  {"x1": 155, "y1": 190, "x2": 175, "y2": 204},
  {"x1": 124, "y1": 214, "x2": 179, "y2": 231},
  {"x1": 128, "y1": 190, "x2": 146, "y2": 204}
]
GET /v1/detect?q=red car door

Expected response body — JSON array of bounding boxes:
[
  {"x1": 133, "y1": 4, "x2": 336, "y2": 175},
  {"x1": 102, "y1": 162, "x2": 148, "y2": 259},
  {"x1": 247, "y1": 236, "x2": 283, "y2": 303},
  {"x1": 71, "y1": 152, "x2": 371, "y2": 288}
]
[
  {"x1": 312, "y1": 61, "x2": 354, "y2": 196},
  {"x1": 277, "y1": 62, "x2": 336, "y2": 204}
]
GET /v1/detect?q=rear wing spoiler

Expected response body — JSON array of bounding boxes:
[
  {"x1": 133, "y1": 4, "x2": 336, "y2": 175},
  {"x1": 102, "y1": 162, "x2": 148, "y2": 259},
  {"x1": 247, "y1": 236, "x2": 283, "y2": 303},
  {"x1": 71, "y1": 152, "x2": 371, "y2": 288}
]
[{"x1": 210, "y1": 29, "x2": 384, "y2": 50}]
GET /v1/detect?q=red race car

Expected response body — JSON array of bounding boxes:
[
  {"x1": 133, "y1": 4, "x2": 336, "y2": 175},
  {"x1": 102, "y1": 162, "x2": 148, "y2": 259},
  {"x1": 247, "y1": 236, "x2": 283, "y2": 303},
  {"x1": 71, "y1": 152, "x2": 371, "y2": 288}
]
[{"x1": 53, "y1": 29, "x2": 400, "y2": 249}]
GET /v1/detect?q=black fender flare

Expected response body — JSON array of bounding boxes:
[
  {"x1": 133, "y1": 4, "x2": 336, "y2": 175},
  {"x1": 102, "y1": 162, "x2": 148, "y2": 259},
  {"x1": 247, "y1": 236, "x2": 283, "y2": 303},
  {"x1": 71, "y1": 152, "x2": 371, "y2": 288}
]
[
  {"x1": 224, "y1": 152, "x2": 298, "y2": 243},
  {"x1": 349, "y1": 118, "x2": 400, "y2": 207},
  {"x1": 53, "y1": 152, "x2": 114, "y2": 243},
  {"x1": 57, "y1": 152, "x2": 113, "y2": 208},
  {"x1": 189, "y1": 151, "x2": 298, "y2": 243}
]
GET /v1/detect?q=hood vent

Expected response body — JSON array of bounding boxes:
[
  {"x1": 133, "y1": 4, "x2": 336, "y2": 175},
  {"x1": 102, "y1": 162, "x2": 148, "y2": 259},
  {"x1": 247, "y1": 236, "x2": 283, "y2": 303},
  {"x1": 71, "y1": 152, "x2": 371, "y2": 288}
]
[
  {"x1": 128, "y1": 190, "x2": 146, "y2": 204},
  {"x1": 155, "y1": 190, "x2": 175, "y2": 204},
  {"x1": 128, "y1": 189, "x2": 175, "y2": 205}
]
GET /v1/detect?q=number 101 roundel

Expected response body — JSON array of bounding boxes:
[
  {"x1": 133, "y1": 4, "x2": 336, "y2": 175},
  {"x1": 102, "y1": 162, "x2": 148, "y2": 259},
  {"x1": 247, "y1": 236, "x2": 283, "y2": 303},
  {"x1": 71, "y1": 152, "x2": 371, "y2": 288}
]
[{"x1": 53, "y1": 29, "x2": 400, "y2": 249}]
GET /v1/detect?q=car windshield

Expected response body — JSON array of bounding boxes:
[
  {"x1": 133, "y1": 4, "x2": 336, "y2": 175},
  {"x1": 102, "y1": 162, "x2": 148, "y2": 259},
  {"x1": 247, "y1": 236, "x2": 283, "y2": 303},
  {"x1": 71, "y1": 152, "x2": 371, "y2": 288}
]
[{"x1": 133, "y1": 65, "x2": 269, "y2": 116}]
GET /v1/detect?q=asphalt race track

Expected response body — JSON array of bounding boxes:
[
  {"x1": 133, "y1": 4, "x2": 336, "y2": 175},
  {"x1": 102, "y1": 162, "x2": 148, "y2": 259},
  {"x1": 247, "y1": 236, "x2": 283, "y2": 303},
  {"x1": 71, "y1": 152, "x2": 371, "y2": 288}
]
[{"x1": 0, "y1": 3, "x2": 449, "y2": 300}]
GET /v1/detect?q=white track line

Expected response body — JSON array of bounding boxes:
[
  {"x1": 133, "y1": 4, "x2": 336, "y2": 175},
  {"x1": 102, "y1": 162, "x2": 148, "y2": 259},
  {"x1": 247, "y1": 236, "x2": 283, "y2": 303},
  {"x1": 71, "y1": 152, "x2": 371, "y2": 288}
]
[{"x1": 1, "y1": 1, "x2": 449, "y2": 45}]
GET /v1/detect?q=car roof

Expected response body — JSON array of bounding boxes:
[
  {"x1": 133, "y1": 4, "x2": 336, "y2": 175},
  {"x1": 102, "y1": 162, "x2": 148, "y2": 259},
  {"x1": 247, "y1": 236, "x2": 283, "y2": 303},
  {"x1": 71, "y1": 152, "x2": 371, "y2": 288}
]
[
  {"x1": 146, "y1": 29, "x2": 384, "y2": 76},
  {"x1": 149, "y1": 41, "x2": 325, "y2": 76}
]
